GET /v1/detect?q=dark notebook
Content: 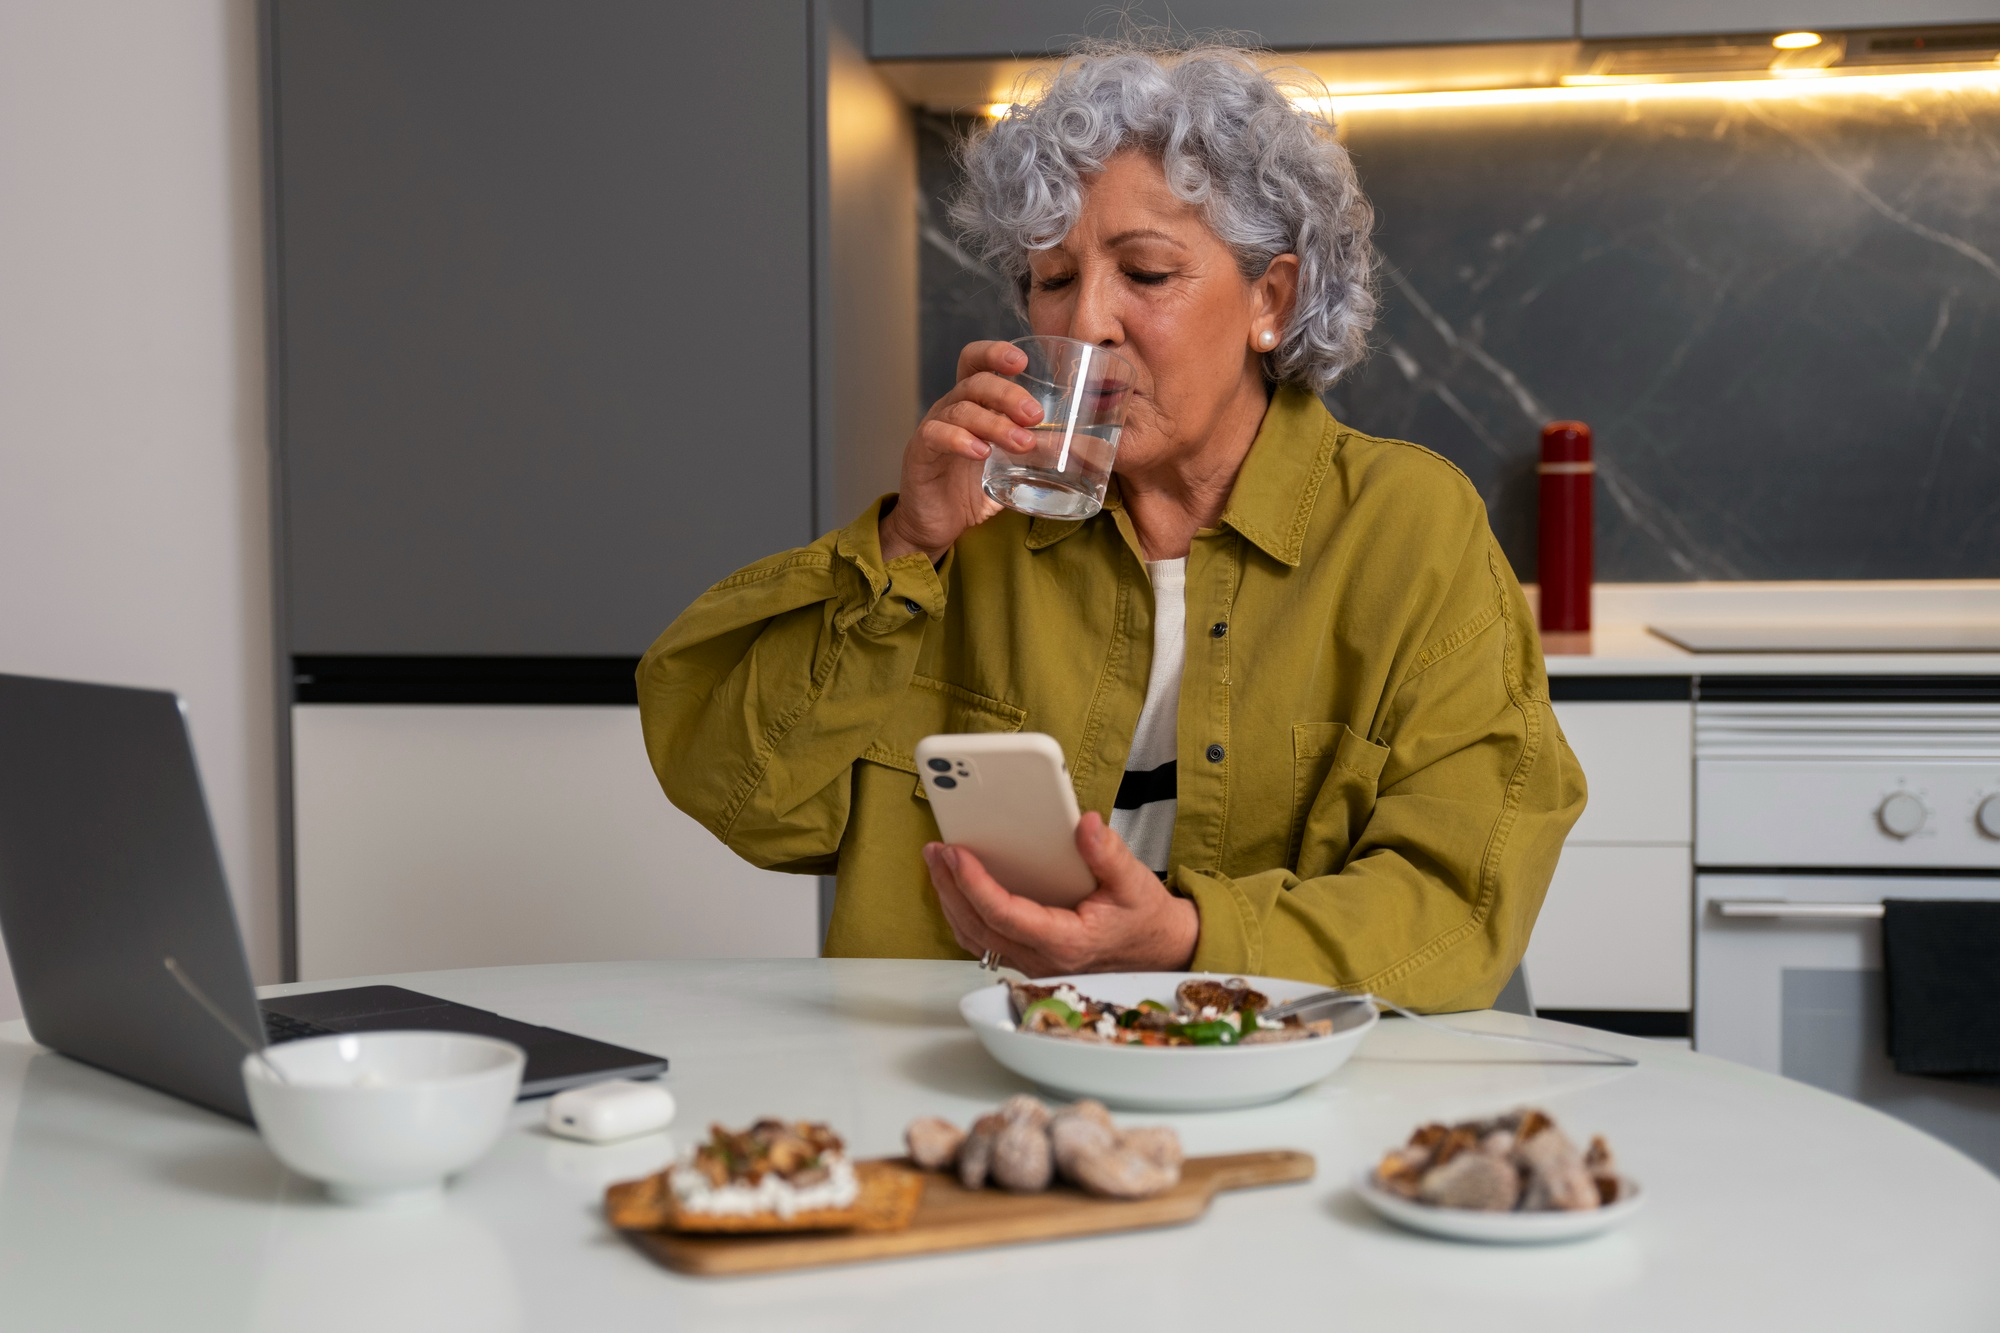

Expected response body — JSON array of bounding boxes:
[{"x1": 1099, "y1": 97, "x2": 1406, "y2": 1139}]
[
  {"x1": 262, "y1": 986, "x2": 667, "y2": 1099},
  {"x1": 1882, "y1": 899, "x2": 2000, "y2": 1081}
]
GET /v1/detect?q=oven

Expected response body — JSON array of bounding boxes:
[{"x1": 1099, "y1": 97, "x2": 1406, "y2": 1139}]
[{"x1": 1692, "y1": 677, "x2": 2000, "y2": 1172}]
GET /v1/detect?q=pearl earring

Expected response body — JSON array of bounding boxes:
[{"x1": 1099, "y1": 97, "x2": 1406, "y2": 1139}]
[{"x1": 1258, "y1": 329, "x2": 1276, "y2": 349}]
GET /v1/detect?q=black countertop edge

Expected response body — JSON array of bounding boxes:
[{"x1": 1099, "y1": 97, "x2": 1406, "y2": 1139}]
[
  {"x1": 1694, "y1": 674, "x2": 2000, "y2": 704},
  {"x1": 1549, "y1": 675, "x2": 1692, "y2": 702},
  {"x1": 291, "y1": 662, "x2": 2000, "y2": 707},
  {"x1": 292, "y1": 656, "x2": 642, "y2": 705},
  {"x1": 1536, "y1": 1009, "x2": 1691, "y2": 1039},
  {"x1": 1549, "y1": 674, "x2": 2000, "y2": 703},
  {"x1": 1697, "y1": 864, "x2": 2000, "y2": 879}
]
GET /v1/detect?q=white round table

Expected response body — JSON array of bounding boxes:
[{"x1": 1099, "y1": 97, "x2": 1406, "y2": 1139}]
[{"x1": 0, "y1": 959, "x2": 1994, "y2": 1331}]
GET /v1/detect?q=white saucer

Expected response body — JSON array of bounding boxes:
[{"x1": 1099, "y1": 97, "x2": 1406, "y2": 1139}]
[{"x1": 1353, "y1": 1170, "x2": 1645, "y2": 1244}]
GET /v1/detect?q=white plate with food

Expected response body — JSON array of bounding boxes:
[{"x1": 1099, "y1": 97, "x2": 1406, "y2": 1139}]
[
  {"x1": 959, "y1": 972, "x2": 1376, "y2": 1111},
  {"x1": 1353, "y1": 1108, "x2": 1644, "y2": 1244}
]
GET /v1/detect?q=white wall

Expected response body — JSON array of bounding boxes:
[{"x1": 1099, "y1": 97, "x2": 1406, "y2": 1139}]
[{"x1": 0, "y1": 0, "x2": 274, "y2": 1021}]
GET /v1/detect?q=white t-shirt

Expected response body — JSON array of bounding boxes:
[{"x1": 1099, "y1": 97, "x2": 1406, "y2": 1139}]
[{"x1": 1108, "y1": 558, "x2": 1184, "y2": 876}]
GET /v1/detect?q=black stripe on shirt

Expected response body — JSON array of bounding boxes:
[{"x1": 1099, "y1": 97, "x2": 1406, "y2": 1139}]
[{"x1": 1114, "y1": 760, "x2": 1177, "y2": 810}]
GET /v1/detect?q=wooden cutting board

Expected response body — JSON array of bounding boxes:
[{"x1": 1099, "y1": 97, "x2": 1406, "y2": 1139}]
[{"x1": 620, "y1": 1150, "x2": 1315, "y2": 1277}]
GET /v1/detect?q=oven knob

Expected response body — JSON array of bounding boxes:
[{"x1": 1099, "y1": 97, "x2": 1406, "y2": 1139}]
[
  {"x1": 1877, "y1": 792, "x2": 1927, "y2": 839},
  {"x1": 1977, "y1": 794, "x2": 2000, "y2": 840}
]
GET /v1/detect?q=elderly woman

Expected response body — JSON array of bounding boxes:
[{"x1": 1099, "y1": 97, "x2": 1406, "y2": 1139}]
[{"x1": 639, "y1": 45, "x2": 1585, "y2": 1010}]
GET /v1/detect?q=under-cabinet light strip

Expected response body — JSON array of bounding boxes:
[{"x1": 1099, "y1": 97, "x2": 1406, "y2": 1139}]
[{"x1": 982, "y1": 66, "x2": 2000, "y2": 119}]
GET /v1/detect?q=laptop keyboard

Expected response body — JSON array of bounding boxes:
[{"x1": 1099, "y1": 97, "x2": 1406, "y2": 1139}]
[{"x1": 262, "y1": 1010, "x2": 336, "y2": 1044}]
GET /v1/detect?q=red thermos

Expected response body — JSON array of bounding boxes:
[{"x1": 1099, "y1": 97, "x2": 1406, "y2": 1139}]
[{"x1": 1537, "y1": 421, "x2": 1593, "y2": 634}]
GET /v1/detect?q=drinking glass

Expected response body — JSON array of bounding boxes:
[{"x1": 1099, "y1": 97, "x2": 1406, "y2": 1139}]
[{"x1": 981, "y1": 336, "x2": 1134, "y2": 521}]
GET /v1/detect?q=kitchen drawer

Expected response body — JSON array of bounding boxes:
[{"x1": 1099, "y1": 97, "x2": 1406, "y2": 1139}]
[
  {"x1": 293, "y1": 705, "x2": 819, "y2": 980},
  {"x1": 1523, "y1": 844, "x2": 1692, "y2": 1010},
  {"x1": 1551, "y1": 701, "x2": 1692, "y2": 844}
]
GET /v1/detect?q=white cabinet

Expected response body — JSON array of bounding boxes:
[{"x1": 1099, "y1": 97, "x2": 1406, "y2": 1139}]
[
  {"x1": 1526, "y1": 845, "x2": 1691, "y2": 1009},
  {"x1": 1553, "y1": 702, "x2": 1691, "y2": 844},
  {"x1": 291, "y1": 706, "x2": 819, "y2": 981},
  {"x1": 1524, "y1": 698, "x2": 1694, "y2": 1012}
]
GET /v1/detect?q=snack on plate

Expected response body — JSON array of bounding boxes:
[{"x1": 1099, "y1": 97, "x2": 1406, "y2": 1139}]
[
  {"x1": 1372, "y1": 1108, "x2": 1622, "y2": 1213},
  {"x1": 605, "y1": 1119, "x2": 923, "y2": 1234},
  {"x1": 1006, "y1": 978, "x2": 1337, "y2": 1047},
  {"x1": 904, "y1": 1096, "x2": 1183, "y2": 1200}
]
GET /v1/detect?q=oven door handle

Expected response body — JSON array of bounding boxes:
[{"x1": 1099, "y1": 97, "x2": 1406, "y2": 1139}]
[{"x1": 1711, "y1": 899, "x2": 1885, "y2": 920}]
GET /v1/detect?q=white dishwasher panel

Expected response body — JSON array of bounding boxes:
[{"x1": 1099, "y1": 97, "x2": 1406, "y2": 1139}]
[
  {"x1": 293, "y1": 706, "x2": 818, "y2": 980},
  {"x1": 1693, "y1": 872, "x2": 2000, "y2": 1172}
]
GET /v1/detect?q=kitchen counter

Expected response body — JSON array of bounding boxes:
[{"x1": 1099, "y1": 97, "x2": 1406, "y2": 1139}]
[
  {"x1": 1534, "y1": 581, "x2": 2000, "y2": 677},
  {"x1": 1, "y1": 959, "x2": 1995, "y2": 1331}
]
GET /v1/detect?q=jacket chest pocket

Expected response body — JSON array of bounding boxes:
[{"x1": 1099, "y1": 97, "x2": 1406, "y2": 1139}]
[
  {"x1": 864, "y1": 675, "x2": 1027, "y2": 801},
  {"x1": 1289, "y1": 722, "x2": 1391, "y2": 878}
]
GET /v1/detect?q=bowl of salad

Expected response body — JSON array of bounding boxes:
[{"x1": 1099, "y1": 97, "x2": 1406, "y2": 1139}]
[{"x1": 959, "y1": 973, "x2": 1377, "y2": 1111}]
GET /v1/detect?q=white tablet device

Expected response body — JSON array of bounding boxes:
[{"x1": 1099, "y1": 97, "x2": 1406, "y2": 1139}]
[{"x1": 914, "y1": 732, "x2": 1096, "y2": 908}]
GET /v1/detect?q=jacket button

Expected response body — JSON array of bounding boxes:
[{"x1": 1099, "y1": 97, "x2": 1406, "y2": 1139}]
[
  {"x1": 1209, "y1": 621, "x2": 1227, "y2": 638},
  {"x1": 1205, "y1": 743, "x2": 1225, "y2": 763},
  {"x1": 902, "y1": 598, "x2": 921, "y2": 615}
]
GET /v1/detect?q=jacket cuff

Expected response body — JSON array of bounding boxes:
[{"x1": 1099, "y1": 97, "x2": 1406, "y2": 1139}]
[
  {"x1": 832, "y1": 495, "x2": 950, "y2": 630},
  {"x1": 1177, "y1": 869, "x2": 1263, "y2": 975}
]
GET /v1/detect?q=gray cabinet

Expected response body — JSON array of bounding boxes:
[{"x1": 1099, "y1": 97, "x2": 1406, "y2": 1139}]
[
  {"x1": 1582, "y1": 0, "x2": 2000, "y2": 38},
  {"x1": 875, "y1": 0, "x2": 2000, "y2": 57},
  {"x1": 266, "y1": 0, "x2": 919, "y2": 970},
  {"x1": 270, "y1": 0, "x2": 816, "y2": 656},
  {"x1": 868, "y1": 0, "x2": 1576, "y2": 60}
]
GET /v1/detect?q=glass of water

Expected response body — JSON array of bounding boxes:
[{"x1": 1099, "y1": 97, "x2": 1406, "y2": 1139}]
[{"x1": 982, "y1": 336, "x2": 1134, "y2": 521}]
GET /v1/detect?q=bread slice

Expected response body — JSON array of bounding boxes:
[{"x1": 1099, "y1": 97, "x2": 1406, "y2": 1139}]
[{"x1": 607, "y1": 1160, "x2": 924, "y2": 1235}]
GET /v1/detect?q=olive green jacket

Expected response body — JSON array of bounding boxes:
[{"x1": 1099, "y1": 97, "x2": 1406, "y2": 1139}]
[{"x1": 638, "y1": 387, "x2": 1586, "y2": 1010}]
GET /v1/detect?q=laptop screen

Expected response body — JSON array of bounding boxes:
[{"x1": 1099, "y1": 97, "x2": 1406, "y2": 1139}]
[{"x1": 0, "y1": 674, "x2": 265, "y2": 1120}]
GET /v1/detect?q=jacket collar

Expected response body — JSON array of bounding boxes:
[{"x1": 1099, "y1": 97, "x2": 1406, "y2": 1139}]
[
  {"x1": 1217, "y1": 384, "x2": 1339, "y2": 568},
  {"x1": 1027, "y1": 385, "x2": 1337, "y2": 567}
]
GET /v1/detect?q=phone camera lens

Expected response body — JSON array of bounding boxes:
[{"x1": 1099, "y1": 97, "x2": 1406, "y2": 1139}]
[
  {"x1": 926, "y1": 758, "x2": 952, "y2": 772},
  {"x1": 932, "y1": 775, "x2": 957, "y2": 789}
]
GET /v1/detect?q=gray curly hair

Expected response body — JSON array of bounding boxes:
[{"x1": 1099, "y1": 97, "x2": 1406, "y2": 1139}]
[{"x1": 949, "y1": 43, "x2": 1377, "y2": 392}]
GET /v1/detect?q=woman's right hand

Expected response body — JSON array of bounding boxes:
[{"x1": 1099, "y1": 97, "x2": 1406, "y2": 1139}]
[{"x1": 879, "y1": 341, "x2": 1044, "y2": 564}]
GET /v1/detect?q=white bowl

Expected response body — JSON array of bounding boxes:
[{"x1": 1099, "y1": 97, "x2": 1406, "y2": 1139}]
[
  {"x1": 1354, "y1": 1169, "x2": 1645, "y2": 1244},
  {"x1": 243, "y1": 1031, "x2": 525, "y2": 1206},
  {"x1": 960, "y1": 972, "x2": 1376, "y2": 1111}
]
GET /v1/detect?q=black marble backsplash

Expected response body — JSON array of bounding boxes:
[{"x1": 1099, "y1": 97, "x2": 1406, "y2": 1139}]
[{"x1": 917, "y1": 84, "x2": 2000, "y2": 581}]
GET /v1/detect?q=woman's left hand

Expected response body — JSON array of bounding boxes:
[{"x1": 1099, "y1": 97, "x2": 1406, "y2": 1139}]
[{"x1": 923, "y1": 812, "x2": 1200, "y2": 976}]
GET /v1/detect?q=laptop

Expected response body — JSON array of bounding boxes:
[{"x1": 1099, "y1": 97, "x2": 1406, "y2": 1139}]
[{"x1": 0, "y1": 672, "x2": 666, "y2": 1122}]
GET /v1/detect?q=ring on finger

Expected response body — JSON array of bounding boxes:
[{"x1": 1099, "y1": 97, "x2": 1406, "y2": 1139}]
[{"x1": 979, "y1": 948, "x2": 1001, "y2": 972}]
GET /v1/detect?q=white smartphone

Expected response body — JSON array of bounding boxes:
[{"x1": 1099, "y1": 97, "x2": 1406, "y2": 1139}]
[{"x1": 914, "y1": 732, "x2": 1096, "y2": 908}]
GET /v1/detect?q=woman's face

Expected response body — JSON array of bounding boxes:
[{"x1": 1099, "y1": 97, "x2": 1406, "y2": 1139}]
[{"x1": 1024, "y1": 149, "x2": 1297, "y2": 478}]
